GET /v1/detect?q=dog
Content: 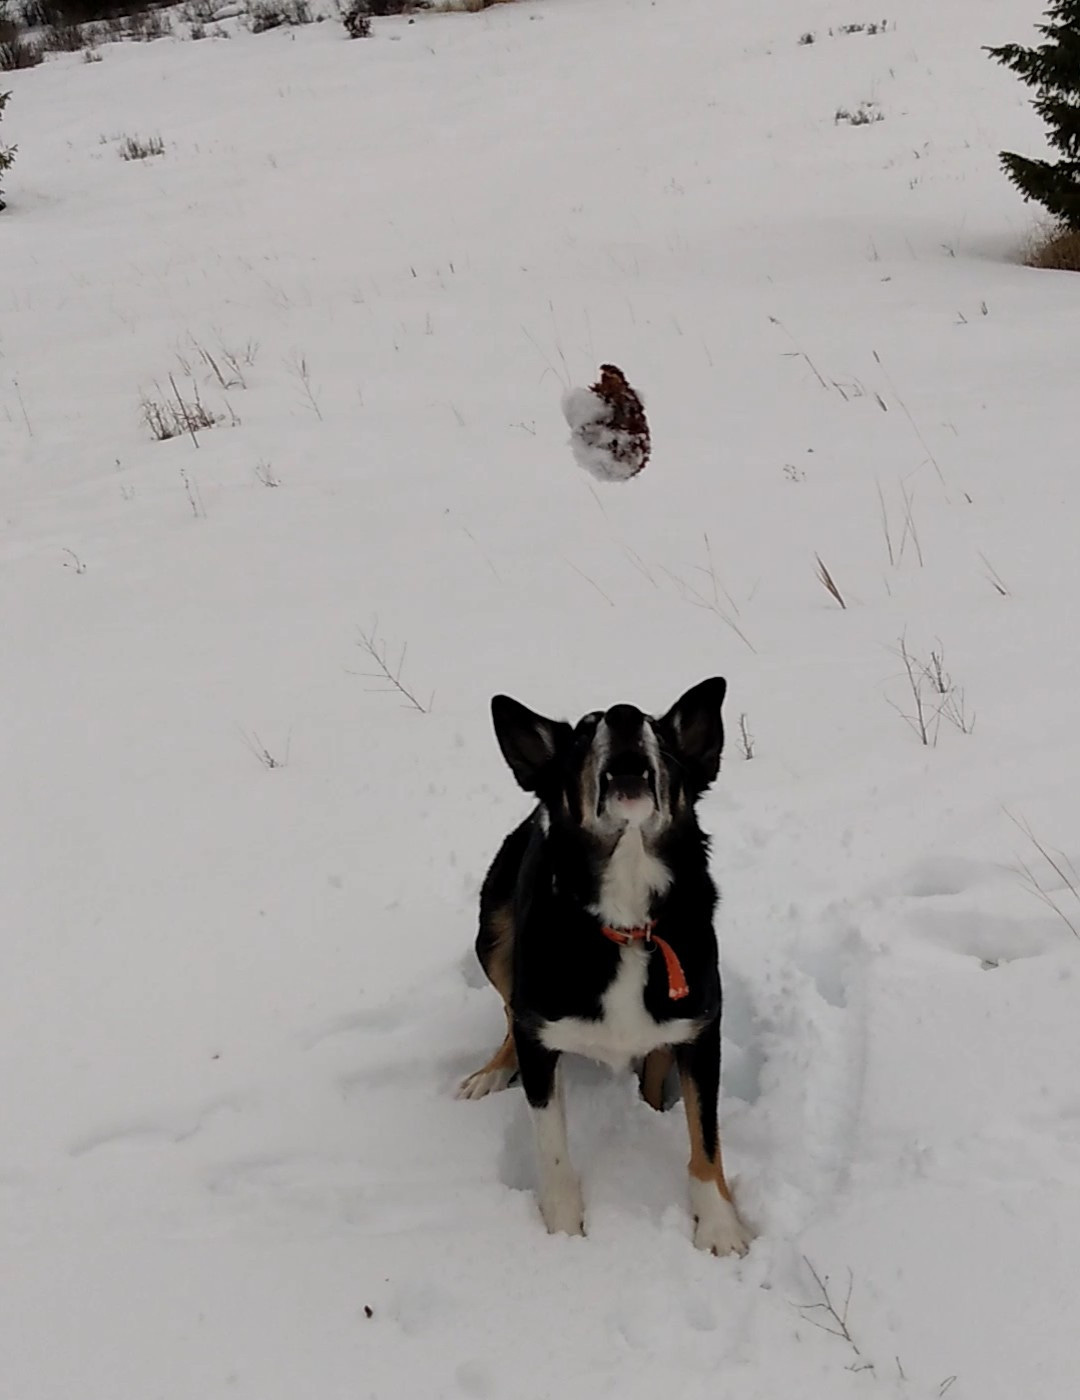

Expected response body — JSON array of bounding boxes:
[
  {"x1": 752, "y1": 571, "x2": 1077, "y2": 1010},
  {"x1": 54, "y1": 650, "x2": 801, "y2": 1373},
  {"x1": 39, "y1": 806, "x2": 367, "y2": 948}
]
[{"x1": 458, "y1": 677, "x2": 750, "y2": 1256}]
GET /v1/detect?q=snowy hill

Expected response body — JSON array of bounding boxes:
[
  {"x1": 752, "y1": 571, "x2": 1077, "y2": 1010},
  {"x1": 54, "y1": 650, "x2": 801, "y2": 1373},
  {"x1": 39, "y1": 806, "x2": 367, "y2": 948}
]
[{"x1": 3, "y1": 1, "x2": 1080, "y2": 1396}]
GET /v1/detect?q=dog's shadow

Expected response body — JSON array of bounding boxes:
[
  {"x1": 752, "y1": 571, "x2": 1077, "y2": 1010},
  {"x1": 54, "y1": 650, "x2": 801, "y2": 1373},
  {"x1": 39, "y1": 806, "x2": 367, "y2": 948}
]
[
  {"x1": 496, "y1": 1058, "x2": 618, "y2": 1192},
  {"x1": 493, "y1": 965, "x2": 763, "y2": 1201}
]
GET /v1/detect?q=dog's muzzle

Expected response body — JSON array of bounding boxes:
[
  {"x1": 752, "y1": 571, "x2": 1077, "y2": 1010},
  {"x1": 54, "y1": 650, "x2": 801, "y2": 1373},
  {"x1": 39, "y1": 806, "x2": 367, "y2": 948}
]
[
  {"x1": 595, "y1": 706, "x2": 659, "y2": 817},
  {"x1": 599, "y1": 751, "x2": 655, "y2": 806}
]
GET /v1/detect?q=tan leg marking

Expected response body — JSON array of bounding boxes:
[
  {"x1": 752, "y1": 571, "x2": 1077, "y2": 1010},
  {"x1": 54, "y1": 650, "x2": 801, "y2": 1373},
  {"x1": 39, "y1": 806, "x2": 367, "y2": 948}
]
[
  {"x1": 485, "y1": 904, "x2": 514, "y2": 1003},
  {"x1": 459, "y1": 906, "x2": 517, "y2": 1100},
  {"x1": 679, "y1": 1069, "x2": 733, "y2": 1200},
  {"x1": 678, "y1": 1066, "x2": 750, "y2": 1255},
  {"x1": 457, "y1": 1005, "x2": 519, "y2": 1100}
]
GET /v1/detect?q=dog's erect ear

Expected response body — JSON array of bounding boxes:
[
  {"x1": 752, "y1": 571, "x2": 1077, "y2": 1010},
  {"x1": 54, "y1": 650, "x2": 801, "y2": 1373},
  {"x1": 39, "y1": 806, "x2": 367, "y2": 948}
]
[
  {"x1": 660, "y1": 677, "x2": 727, "y2": 787},
  {"x1": 491, "y1": 696, "x2": 569, "y2": 792}
]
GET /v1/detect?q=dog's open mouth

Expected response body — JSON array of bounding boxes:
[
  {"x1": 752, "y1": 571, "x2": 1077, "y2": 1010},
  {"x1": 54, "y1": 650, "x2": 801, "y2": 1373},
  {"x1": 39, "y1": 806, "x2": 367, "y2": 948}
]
[{"x1": 599, "y1": 752, "x2": 657, "y2": 813}]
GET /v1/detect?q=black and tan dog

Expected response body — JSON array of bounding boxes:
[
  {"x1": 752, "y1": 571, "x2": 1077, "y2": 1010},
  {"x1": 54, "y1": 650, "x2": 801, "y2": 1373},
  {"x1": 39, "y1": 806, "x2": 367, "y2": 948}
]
[{"x1": 458, "y1": 678, "x2": 750, "y2": 1256}]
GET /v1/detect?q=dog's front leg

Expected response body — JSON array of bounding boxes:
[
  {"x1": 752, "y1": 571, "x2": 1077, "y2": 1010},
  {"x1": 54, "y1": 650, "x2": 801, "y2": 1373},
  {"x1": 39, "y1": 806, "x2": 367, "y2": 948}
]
[
  {"x1": 676, "y1": 1019, "x2": 751, "y2": 1256},
  {"x1": 514, "y1": 1025, "x2": 584, "y2": 1237}
]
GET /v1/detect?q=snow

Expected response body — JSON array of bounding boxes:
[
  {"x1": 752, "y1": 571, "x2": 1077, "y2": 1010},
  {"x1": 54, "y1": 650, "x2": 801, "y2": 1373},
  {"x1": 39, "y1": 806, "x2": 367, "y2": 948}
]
[{"x1": 3, "y1": 0, "x2": 1080, "y2": 1396}]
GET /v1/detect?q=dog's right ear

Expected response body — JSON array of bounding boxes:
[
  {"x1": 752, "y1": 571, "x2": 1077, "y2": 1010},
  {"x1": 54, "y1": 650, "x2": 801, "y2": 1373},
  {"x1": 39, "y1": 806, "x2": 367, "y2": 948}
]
[{"x1": 491, "y1": 696, "x2": 569, "y2": 792}]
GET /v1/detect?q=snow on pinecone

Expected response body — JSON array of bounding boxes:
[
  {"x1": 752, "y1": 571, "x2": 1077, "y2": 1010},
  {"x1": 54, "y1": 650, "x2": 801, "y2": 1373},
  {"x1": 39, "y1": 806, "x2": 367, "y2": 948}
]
[{"x1": 561, "y1": 364, "x2": 650, "y2": 483}]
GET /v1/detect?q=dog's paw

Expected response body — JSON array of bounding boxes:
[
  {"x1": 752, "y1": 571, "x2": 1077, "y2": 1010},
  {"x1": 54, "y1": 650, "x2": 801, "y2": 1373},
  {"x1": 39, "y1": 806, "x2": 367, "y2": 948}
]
[
  {"x1": 689, "y1": 1179, "x2": 753, "y2": 1257},
  {"x1": 539, "y1": 1174, "x2": 586, "y2": 1237},
  {"x1": 455, "y1": 1067, "x2": 516, "y2": 1101}
]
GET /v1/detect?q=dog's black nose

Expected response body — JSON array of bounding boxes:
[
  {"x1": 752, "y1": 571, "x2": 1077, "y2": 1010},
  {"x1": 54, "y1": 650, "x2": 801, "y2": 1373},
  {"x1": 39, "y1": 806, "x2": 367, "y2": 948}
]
[{"x1": 604, "y1": 704, "x2": 647, "y2": 748}]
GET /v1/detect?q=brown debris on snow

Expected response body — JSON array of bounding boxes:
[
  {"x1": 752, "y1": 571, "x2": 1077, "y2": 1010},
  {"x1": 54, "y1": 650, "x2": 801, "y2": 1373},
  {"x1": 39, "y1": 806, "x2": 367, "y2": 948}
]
[{"x1": 561, "y1": 363, "x2": 651, "y2": 482}]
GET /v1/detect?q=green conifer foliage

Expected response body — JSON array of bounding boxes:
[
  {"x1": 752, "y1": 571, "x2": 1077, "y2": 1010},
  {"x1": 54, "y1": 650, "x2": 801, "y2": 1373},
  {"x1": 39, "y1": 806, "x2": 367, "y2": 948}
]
[{"x1": 987, "y1": 1, "x2": 1080, "y2": 229}]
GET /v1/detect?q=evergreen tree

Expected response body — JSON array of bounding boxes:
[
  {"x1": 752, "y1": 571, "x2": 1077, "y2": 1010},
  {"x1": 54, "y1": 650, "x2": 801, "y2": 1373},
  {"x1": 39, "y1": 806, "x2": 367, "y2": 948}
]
[
  {"x1": 0, "y1": 90, "x2": 15, "y2": 213},
  {"x1": 986, "y1": 1, "x2": 1080, "y2": 229}
]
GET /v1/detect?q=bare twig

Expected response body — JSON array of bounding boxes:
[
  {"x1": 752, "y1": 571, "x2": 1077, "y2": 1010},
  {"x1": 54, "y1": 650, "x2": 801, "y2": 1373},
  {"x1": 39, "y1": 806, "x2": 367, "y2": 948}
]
[
  {"x1": 586, "y1": 482, "x2": 610, "y2": 520},
  {"x1": 622, "y1": 545, "x2": 657, "y2": 587},
  {"x1": 815, "y1": 553, "x2": 847, "y2": 609},
  {"x1": 179, "y1": 467, "x2": 206, "y2": 519},
  {"x1": 796, "y1": 1258, "x2": 871, "y2": 1369},
  {"x1": 520, "y1": 323, "x2": 571, "y2": 388},
  {"x1": 876, "y1": 479, "x2": 895, "y2": 568},
  {"x1": 661, "y1": 537, "x2": 756, "y2": 652},
  {"x1": 769, "y1": 316, "x2": 830, "y2": 391},
  {"x1": 978, "y1": 551, "x2": 1009, "y2": 597},
  {"x1": 698, "y1": 532, "x2": 741, "y2": 616},
  {"x1": 660, "y1": 565, "x2": 756, "y2": 651},
  {"x1": 927, "y1": 647, "x2": 949, "y2": 695},
  {"x1": 287, "y1": 351, "x2": 323, "y2": 420},
  {"x1": 889, "y1": 638, "x2": 973, "y2": 740},
  {"x1": 460, "y1": 523, "x2": 502, "y2": 582},
  {"x1": 142, "y1": 379, "x2": 219, "y2": 442},
  {"x1": 1005, "y1": 809, "x2": 1080, "y2": 939},
  {"x1": 897, "y1": 478, "x2": 924, "y2": 567},
  {"x1": 237, "y1": 725, "x2": 291, "y2": 769},
  {"x1": 62, "y1": 548, "x2": 86, "y2": 574},
  {"x1": 12, "y1": 377, "x2": 33, "y2": 438},
  {"x1": 872, "y1": 349, "x2": 949, "y2": 496},
  {"x1": 887, "y1": 637, "x2": 938, "y2": 745},
  {"x1": 194, "y1": 341, "x2": 243, "y2": 391},
  {"x1": 562, "y1": 556, "x2": 616, "y2": 608},
  {"x1": 169, "y1": 373, "x2": 201, "y2": 448},
  {"x1": 737, "y1": 713, "x2": 754, "y2": 760},
  {"x1": 355, "y1": 624, "x2": 432, "y2": 713},
  {"x1": 548, "y1": 300, "x2": 572, "y2": 388}
]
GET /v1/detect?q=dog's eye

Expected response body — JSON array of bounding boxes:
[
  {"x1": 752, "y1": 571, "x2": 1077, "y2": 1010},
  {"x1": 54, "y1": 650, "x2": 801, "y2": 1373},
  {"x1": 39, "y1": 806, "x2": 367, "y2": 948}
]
[{"x1": 573, "y1": 712, "x2": 601, "y2": 748}]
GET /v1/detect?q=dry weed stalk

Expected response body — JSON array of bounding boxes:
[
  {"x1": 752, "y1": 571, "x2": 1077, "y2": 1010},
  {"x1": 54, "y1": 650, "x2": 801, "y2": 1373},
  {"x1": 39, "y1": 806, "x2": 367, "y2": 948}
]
[
  {"x1": 815, "y1": 554, "x2": 846, "y2": 609},
  {"x1": 978, "y1": 551, "x2": 1009, "y2": 597},
  {"x1": 887, "y1": 637, "x2": 974, "y2": 745},
  {"x1": 796, "y1": 1257, "x2": 873, "y2": 1373},
  {"x1": 237, "y1": 726, "x2": 291, "y2": 769},
  {"x1": 1006, "y1": 809, "x2": 1080, "y2": 939},
  {"x1": 872, "y1": 349, "x2": 949, "y2": 497},
  {"x1": 288, "y1": 351, "x2": 323, "y2": 420},
  {"x1": 662, "y1": 534, "x2": 756, "y2": 652},
  {"x1": 355, "y1": 624, "x2": 432, "y2": 713}
]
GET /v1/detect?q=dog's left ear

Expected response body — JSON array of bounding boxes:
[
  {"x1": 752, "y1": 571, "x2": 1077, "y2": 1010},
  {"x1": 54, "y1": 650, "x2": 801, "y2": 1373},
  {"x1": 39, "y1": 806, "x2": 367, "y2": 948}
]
[{"x1": 660, "y1": 677, "x2": 727, "y2": 787}]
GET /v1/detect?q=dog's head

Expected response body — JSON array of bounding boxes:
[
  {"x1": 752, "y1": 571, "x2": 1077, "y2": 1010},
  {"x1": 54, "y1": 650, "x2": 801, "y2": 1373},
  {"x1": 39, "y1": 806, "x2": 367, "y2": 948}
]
[{"x1": 490, "y1": 678, "x2": 726, "y2": 838}]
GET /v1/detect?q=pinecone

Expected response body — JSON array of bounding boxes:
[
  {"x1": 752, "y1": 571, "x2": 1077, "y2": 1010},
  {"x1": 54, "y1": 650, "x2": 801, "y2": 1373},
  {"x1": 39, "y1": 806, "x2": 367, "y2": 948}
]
[{"x1": 561, "y1": 363, "x2": 650, "y2": 483}]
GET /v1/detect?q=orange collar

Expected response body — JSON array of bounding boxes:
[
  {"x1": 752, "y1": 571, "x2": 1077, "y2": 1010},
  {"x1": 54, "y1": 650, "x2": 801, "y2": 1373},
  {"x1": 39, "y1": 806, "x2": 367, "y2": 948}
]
[{"x1": 599, "y1": 921, "x2": 690, "y2": 1001}]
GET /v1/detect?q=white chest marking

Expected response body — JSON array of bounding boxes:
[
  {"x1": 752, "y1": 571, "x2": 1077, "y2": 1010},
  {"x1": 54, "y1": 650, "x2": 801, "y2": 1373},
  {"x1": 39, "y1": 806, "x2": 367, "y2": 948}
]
[
  {"x1": 540, "y1": 944, "x2": 698, "y2": 1069},
  {"x1": 540, "y1": 832, "x2": 693, "y2": 1070},
  {"x1": 592, "y1": 827, "x2": 671, "y2": 930}
]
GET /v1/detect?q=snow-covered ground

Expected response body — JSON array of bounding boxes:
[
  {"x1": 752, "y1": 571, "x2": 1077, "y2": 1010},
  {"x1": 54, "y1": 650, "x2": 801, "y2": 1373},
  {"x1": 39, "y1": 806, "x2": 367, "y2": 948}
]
[{"x1": 3, "y1": 1, "x2": 1080, "y2": 1395}]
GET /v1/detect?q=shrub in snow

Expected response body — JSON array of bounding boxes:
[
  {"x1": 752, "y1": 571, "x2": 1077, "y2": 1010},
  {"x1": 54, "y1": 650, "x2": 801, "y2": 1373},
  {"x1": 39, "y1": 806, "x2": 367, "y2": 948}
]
[
  {"x1": 364, "y1": 0, "x2": 425, "y2": 14},
  {"x1": 561, "y1": 363, "x2": 651, "y2": 483},
  {"x1": 1028, "y1": 225, "x2": 1080, "y2": 270},
  {"x1": 180, "y1": 0, "x2": 220, "y2": 20},
  {"x1": 835, "y1": 101, "x2": 883, "y2": 126},
  {"x1": 0, "y1": 89, "x2": 14, "y2": 210},
  {"x1": 246, "y1": 0, "x2": 312, "y2": 31},
  {"x1": 342, "y1": 0, "x2": 370, "y2": 36},
  {"x1": 118, "y1": 132, "x2": 164, "y2": 159},
  {"x1": 0, "y1": 7, "x2": 43, "y2": 68},
  {"x1": 42, "y1": 19, "x2": 87, "y2": 49},
  {"x1": 987, "y1": 0, "x2": 1080, "y2": 232}
]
